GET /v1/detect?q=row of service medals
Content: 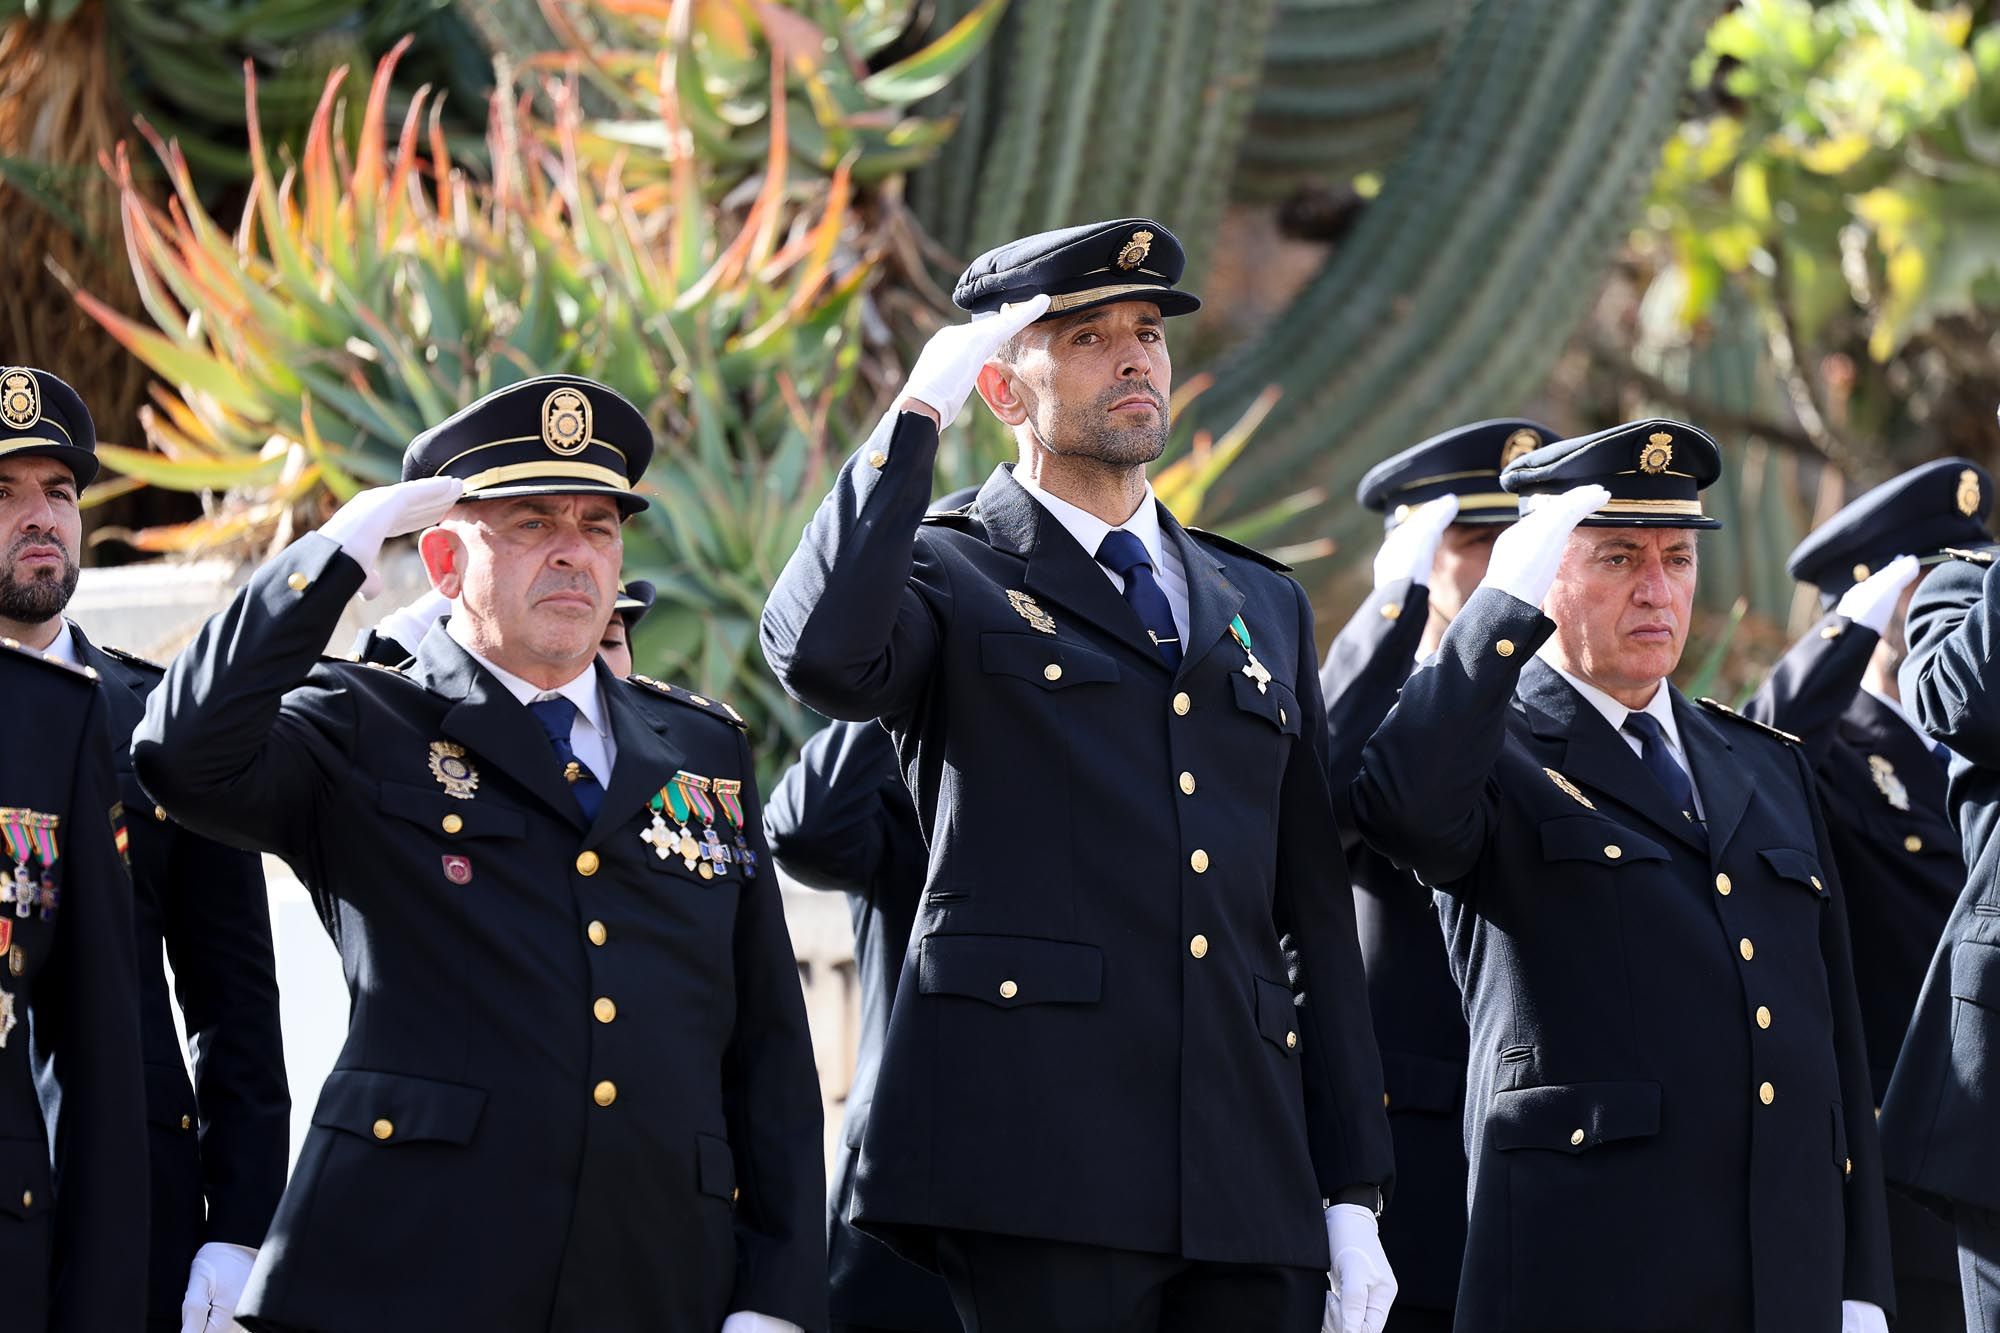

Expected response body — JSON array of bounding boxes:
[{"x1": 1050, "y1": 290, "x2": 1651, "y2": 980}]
[
  {"x1": 0, "y1": 808, "x2": 58, "y2": 1048},
  {"x1": 642, "y1": 772, "x2": 759, "y2": 881}
]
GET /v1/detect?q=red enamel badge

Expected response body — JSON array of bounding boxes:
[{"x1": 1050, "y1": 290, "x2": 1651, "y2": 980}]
[
  {"x1": 441, "y1": 855, "x2": 472, "y2": 885},
  {"x1": 0, "y1": 920, "x2": 11, "y2": 953}
]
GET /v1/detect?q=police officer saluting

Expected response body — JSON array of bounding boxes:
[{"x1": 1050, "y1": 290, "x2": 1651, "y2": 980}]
[
  {"x1": 1319, "y1": 419, "x2": 1555, "y2": 1333},
  {"x1": 1746, "y1": 459, "x2": 1992, "y2": 1331},
  {"x1": 1351, "y1": 422, "x2": 1893, "y2": 1332},
  {"x1": 763, "y1": 220, "x2": 1397, "y2": 1333},
  {"x1": 134, "y1": 375, "x2": 825, "y2": 1333}
]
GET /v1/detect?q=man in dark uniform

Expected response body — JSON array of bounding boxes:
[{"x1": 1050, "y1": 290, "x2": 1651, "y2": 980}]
[
  {"x1": 0, "y1": 366, "x2": 291, "y2": 1333},
  {"x1": 764, "y1": 489, "x2": 979, "y2": 1333},
  {"x1": 1351, "y1": 421, "x2": 1893, "y2": 1333},
  {"x1": 1878, "y1": 536, "x2": 2000, "y2": 1329},
  {"x1": 133, "y1": 375, "x2": 825, "y2": 1333},
  {"x1": 0, "y1": 637, "x2": 148, "y2": 1332},
  {"x1": 1319, "y1": 418, "x2": 1556, "y2": 1333},
  {"x1": 762, "y1": 219, "x2": 1397, "y2": 1333},
  {"x1": 1745, "y1": 458, "x2": 1992, "y2": 1332}
]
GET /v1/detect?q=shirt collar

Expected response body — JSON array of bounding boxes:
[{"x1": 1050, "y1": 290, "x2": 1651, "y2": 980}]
[
  {"x1": 1014, "y1": 469, "x2": 1165, "y2": 571},
  {"x1": 1861, "y1": 682, "x2": 1931, "y2": 746},
  {"x1": 41, "y1": 620, "x2": 79, "y2": 667},
  {"x1": 1549, "y1": 661, "x2": 1684, "y2": 757},
  {"x1": 446, "y1": 614, "x2": 607, "y2": 737}
]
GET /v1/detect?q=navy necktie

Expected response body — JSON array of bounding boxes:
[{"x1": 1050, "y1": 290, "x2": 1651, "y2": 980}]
[
  {"x1": 527, "y1": 695, "x2": 604, "y2": 822},
  {"x1": 1097, "y1": 529, "x2": 1181, "y2": 668},
  {"x1": 1934, "y1": 740, "x2": 1953, "y2": 771},
  {"x1": 1623, "y1": 712, "x2": 1700, "y2": 827}
]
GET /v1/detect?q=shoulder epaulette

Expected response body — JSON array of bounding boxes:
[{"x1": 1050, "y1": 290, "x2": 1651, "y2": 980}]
[
  {"x1": 0, "y1": 637, "x2": 100, "y2": 683},
  {"x1": 919, "y1": 507, "x2": 983, "y2": 534},
  {"x1": 1185, "y1": 526, "x2": 1293, "y2": 573},
  {"x1": 1698, "y1": 696, "x2": 1802, "y2": 745},
  {"x1": 1943, "y1": 546, "x2": 1997, "y2": 566},
  {"x1": 627, "y1": 674, "x2": 748, "y2": 729},
  {"x1": 98, "y1": 643, "x2": 165, "y2": 674}
]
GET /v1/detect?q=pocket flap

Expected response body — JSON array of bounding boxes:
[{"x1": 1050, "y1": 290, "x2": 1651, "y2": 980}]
[
  {"x1": 696, "y1": 1132, "x2": 736, "y2": 1201},
  {"x1": 376, "y1": 781, "x2": 526, "y2": 841},
  {"x1": 1952, "y1": 940, "x2": 2000, "y2": 1008},
  {"x1": 1383, "y1": 1051, "x2": 1466, "y2": 1113},
  {"x1": 312, "y1": 1069, "x2": 487, "y2": 1146},
  {"x1": 1539, "y1": 817, "x2": 1669, "y2": 867},
  {"x1": 1758, "y1": 847, "x2": 1829, "y2": 896},
  {"x1": 979, "y1": 633, "x2": 1119, "y2": 690},
  {"x1": 1255, "y1": 976, "x2": 1300, "y2": 1056},
  {"x1": 0, "y1": 1136, "x2": 50, "y2": 1219},
  {"x1": 917, "y1": 933, "x2": 1103, "y2": 1008},
  {"x1": 1231, "y1": 673, "x2": 1301, "y2": 735},
  {"x1": 1487, "y1": 1080, "x2": 1661, "y2": 1153}
]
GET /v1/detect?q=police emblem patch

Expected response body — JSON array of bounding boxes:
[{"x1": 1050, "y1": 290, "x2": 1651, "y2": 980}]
[
  {"x1": 1115, "y1": 230, "x2": 1153, "y2": 271},
  {"x1": 1006, "y1": 590, "x2": 1057, "y2": 635},
  {"x1": 428, "y1": 741, "x2": 479, "y2": 799},
  {"x1": 1639, "y1": 432, "x2": 1674, "y2": 475},
  {"x1": 0, "y1": 369, "x2": 37, "y2": 430},
  {"x1": 542, "y1": 387, "x2": 593, "y2": 456},
  {"x1": 1867, "y1": 755, "x2": 1911, "y2": 811}
]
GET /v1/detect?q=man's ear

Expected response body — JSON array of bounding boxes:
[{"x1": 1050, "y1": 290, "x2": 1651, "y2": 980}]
[
  {"x1": 417, "y1": 526, "x2": 465, "y2": 599},
  {"x1": 976, "y1": 363, "x2": 1029, "y2": 427}
]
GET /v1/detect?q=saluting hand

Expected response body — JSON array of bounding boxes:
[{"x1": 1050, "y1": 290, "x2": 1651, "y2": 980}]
[
  {"x1": 1372, "y1": 493, "x2": 1459, "y2": 590},
  {"x1": 1323, "y1": 1203, "x2": 1397, "y2": 1333},
  {"x1": 898, "y1": 293, "x2": 1052, "y2": 428},
  {"x1": 1479, "y1": 483, "x2": 1612, "y2": 609},
  {"x1": 318, "y1": 476, "x2": 465, "y2": 599},
  {"x1": 1834, "y1": 553, "x2": 1920, "y2": 635}
]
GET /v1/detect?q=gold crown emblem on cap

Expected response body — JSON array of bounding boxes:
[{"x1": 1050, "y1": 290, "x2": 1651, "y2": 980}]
[
  {"x1": 1959, "y1": 467, "x2": 1981, "y2": 518},
  {"x1": 542, "y1": 387, "x2": 592, "y2": 457},
  {"x1": 1501, "y1": 428, "x2": 1542, "y2": 468},
  {"x1": 1115, "y1": 230, "x2": 1153, "y2": 271},
  {"x1": 0, "y1": 370, "x2": 38, "y2": 431},
  {"x1": 1639, "y1": 432, "x2": 1674, "y2": 475}
]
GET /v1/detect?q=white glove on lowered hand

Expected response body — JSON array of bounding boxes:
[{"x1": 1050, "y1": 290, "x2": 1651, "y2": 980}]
[
  {"x1": 719, "y1": 1312, "x2": 804, "y2": 1333},
  {"x1": 1842, "y1": 1299, "x2": 1889, "y2": 1333},
  {"x1": 1322, "y1": 1203, "x2": 1396, "y2": 1333},
  {"x1": 318, "y1": 476, "x2": 464, "y2": 599},
  {"x1": 1835, "y1": 554, "x2": 1920, "y2": 634},
  {"x1": 373, "y1": 586, "x2": 452, "y2": 654},
  {"x1": 899, "y1": 293, "x2": 1051, "y2": 429},
  {"x1": 1373, "y1": 494, "x2": 1459, "y2": 590},
  {"x1": 1479, "y1": 484, "x2": 1611, "y2": 608},
  {"x1": 180, "y1": 1241, "x2": 257, "y2": 1333}
]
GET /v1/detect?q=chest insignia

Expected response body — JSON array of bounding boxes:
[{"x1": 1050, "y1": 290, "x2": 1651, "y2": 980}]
[
  {"x1": 428, "y1": 741, "x2": 480, "y2": 800},
  {"x1": 1544, "y1": 767, "x2": 1598, "y2": 811},
  {"x1": 0, "y1": 808, "x2": 60, "y2": 920},
  {"x1": 1006, "y1": 589, "x2": 1057, "y2": 635},
  {"x1": 1230, "y1": 614, "x2": 1273, "y2": 695},
  {"x1": 1867, "y1": 754, "x2": 1911, "y2": 811}
]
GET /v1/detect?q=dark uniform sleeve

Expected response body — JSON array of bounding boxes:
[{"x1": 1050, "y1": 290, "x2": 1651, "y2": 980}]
[
  {"x1": 1279, "y1": 579, "x2": 1396, "y2": 1202},
  {"x1": 760, "y1": 412, "x2": 951, "y2": 723},
  {"x1": 160, "y1": 828, "x2": 289, "y2": 1246},
  {"x1": 764, "y1": 719, "x2": 922, "y2": 898},
  {"x1": 1350, "y1": 586, "x2": 1555, "y2": 889},
  {"x1": 132, "y1": 533, "x2": 363, "y2": 864},
  {"x1": 1322, "y1": 580, "x2": 1429, "y2": 831},
  {"x1": 1904, "y1": 556, "x2": 2000, "y2": 762},
  {"x1": 32, "y1": 686, "x2": 148, "y2": 1331},
  {"x1": 722, "y1": 727, "x2": 829, "y2": 1329},
  {"x1": 1742, "y1": 611, "x2": 1878, "y2": 763},
  {"x1": 349, "y1": 626, "x2": 413, "y2": 668}
]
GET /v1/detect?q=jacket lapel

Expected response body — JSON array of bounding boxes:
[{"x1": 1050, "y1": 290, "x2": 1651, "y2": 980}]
[
  {"x1": 1672, "y1": 693, "x2": 1753, "y2": 858},
  {"x1": 1519, "y1": 660, "x2": 1708, "y2": 854},
  {"x1": 586, "y1": 667, "x2": 686, "y2": 847},
  {"x1": 1159, "y1": 511, "x2": 1244, "y2": 682},
  {"x1": 414, "y1": 629, "x2": 586, "y2": 829},
  {"x1": 66, "y1": 624, "x2": 145, "y2": 754}
]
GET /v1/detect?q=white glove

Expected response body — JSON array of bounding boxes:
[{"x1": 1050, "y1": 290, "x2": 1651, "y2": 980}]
[
  {"x1": 1841, "y1": 1299, "x2": 1889, "y2": 1333},
  {"x1": 318, "y1": 476, "x2": 464, "y2": 599},
  {"x1": 1835, "y1": 554, "x2": 1920, "y2": 634},
  {"x1": 1373, "y1": 494, "x2": 1459, "y2": 590},
  {"x1": 899, "y1": 293, "x2": 1052, "y2": 429},
  {"x1": 719, "y1": 1313, "x2": 803, "y2": 1333},
  {"x1": 1322, "y1": 1203, "x2": 1396, "y2": 1333},
  {"x1": 1480, "y1": 484, "x2": 1611, "y2": 608},
  {"x1": 180, "y1": 1241, "x2": 257, "y2": 1333},
  {"x1": 372, "y1": 586, "x2": 452, "y2": 654}
]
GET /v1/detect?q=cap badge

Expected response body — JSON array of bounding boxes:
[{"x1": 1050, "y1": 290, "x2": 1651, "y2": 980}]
[
  {"x1": 1639, "y1": 432, "x2": 1674, "y2": 475},
  {"x1": 1958, "y1": 468, "x2": 1981, "y2": 518},
  {"x1": 1501, "y1": 428, "x2": 1542, "y2": 468},
  {"x1": 0, "y1": 370, "x2": 38, "y2": 431},
  {"x1": 542, "y1": 387, "x2": 593, "y2": 457},
  {"x1": 428, "y1": 740, "x2": 480, "y2": 800},
  {"x1": 1115, "y1": 229, "x2": 1154, "y2": 272},
  {"x1": 1868, "y1": 755, "x2": 1910, "y2": 811}
]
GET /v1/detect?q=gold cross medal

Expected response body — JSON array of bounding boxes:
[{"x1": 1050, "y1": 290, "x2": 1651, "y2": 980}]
[{"x1": 1229, "y1": 614, "x2": 1272, "y2": 694}]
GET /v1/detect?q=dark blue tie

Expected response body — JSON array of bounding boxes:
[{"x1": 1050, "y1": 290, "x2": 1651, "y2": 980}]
[
  {"x1": 1623, "y1": 712, "x2": 1700, "y2": 827},
  {"x1": 1097, "y1": 529, "x2": 1181, "y2": 668},
  {"x1": 527, "y1": 695, "x2": 604, "y2": 822},
  {"x1": 1934, "y1": 740, "x2": 1953, "y2": 771}
]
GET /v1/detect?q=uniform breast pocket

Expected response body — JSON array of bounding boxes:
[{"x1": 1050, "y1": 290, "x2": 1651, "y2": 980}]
[
  {"x1": 1757, "y1": 847, "x2": 1831, "y2": 903},
  {"x1": 979, "y1": 632, "x2": 1120, "y2": 692},
  {"x1": 376, "y1": 780, "x2": 528, "y2": 842},
  {"x1": 1538, "y1": 817, "x2": 1671, "y2": 872},
  {"x1": 1231, "y1": 672, "x2": 1301, "y2": 736}
]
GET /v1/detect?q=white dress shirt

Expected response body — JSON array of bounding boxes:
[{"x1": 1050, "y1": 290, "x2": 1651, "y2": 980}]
[
  {"x1": 447, "y1": 616, "x2": 615, "y2": 785},
  {"x1": 1013, "y1": 471, "x2": 1192, "y2": 647},
  {"x1": 1547, "y1": 662, "x2": 1704, "y2": 819},
  {"x1": 40, "y1": 619, "x2": 79, "y2": 667}
]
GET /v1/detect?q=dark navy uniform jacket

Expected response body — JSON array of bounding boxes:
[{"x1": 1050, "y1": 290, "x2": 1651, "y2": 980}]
[
  {"x1": 1351, "y1": 587, "x2": 1892, "y2": 1333},
  {"x1": 0, "y1": 644, "x2": 148, "y2": 1332},
  {"x1": 1880, "y1": 553, "x2": 2000, "y2": 1223},
  {"x1": 761, "y1": 410, "x2": 1393, "y2": 1274},
  {"x1": 131, "y1": 533, "x2": 826, "y2": 1333},
  {"x1": 766, "y1": 719, "x2": 960, "y2": 1331},
  {"x1": 70, "y1": 625, "x2": 290, "y2": 1330},
  {"x1": 1319, "y1": 579, "x2": 1467, "y2": 1318}
]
